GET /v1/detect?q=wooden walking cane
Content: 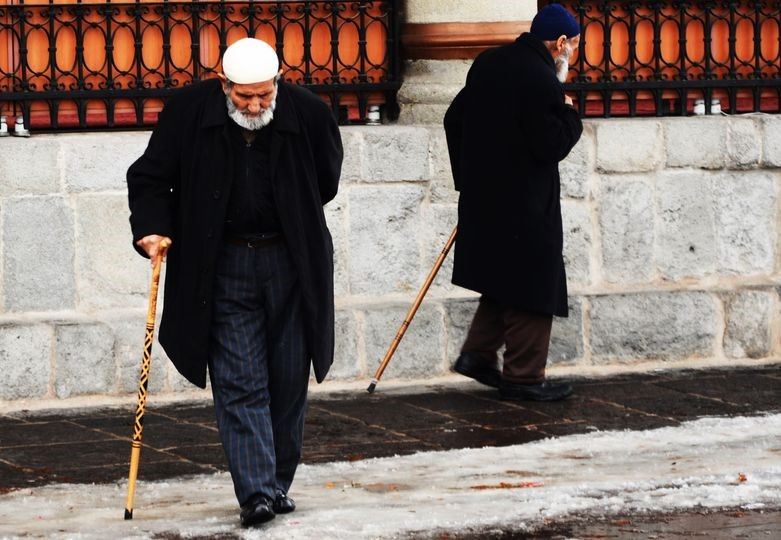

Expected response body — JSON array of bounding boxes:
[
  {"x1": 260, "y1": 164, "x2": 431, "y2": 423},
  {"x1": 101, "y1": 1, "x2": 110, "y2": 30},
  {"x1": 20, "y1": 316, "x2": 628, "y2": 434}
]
[
  {"x1": 124, "y1": 239, "x2": 170, "y2": 520},
  {"x1": 367, "y1": 226, "x2": 458, "y2": 393}
]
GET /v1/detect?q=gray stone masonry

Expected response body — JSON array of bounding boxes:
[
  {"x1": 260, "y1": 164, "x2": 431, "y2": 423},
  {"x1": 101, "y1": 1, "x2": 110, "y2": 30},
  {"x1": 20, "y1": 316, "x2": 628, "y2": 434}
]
[
  {"x1": 762, "y1": 116, "x2": 781, "y2": 167},
  {"x1": 0, "y1": 114, "x2": 779, "y2": 403},
  {"x1": 3, "y1": 196, "x2": 76, "y2": 312},
  {"x1": 598, "y1": 175, "x2": 655, "y2": 283},
  {"x1": 63, "y1": 133, "x2": 150, "y2": 192},
  {"x1": 665, "y1": 117, "x2": 728, "y2": 169},
  {"x1": 0, "y1": 324, "x2": 52, "y2": 400},
  {"x1": 723, "y1": 290, "x2": 775, "y2": 359},
  {"x1": 362, "y1": 127, "x2": 430, "y2": 181},
  {"x1": 55, "y1": 323, "x2": 115, "y2": 398},
  {"x1": 728, "y1": 118, "x2": 762, "y2": 169},
  {"x1": 75, "y1": 194, "x2": 148, "y2": 310},
  {"x1": 443, "y1": 298, "x2": 480, "y2": 365},
  {"x1": 713, "y1": 171, "x2": 777, "y2": 275},
  {"x1": 110, "y1": 317, "x2": 169, "y2": 395},
  {"x1": 561, "y1": 201, "x2": 592, "y2": 286},
  {"x1": 656, "y1": 171, "x2": 718, "y2": 280},
  {"x1": 0, "y1": 138, "x2": 60, "y2": 197},
  {"x1": 398, "y1": 60, "x2": 470, "y2": 125},
  {"x1": 347, "y1": 184, "x2": 426, "y2": 295},
  {"x1": 363, "y1": 304, "x2": 447, "y2": 379},
  {"x1": 548, "y1": 298, "x2": 585, "y2": 365},
  {"x1": 590, "y1": 292, "x2": 718, "y2": 361},
  {"x1": 596, "y1": 120, "x2": 664, "y2": 173},
  {"x1": 330, "y1": 310, "x2": 362, "y2": 380},
  {"x1": 560, "y1": 124, "x2": 594, "y2": 199}
]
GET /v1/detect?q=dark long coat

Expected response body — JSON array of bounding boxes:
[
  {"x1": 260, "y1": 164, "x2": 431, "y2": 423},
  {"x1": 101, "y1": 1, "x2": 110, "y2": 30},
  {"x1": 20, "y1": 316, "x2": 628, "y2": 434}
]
[
  {"x1": 127, "y1": 79, "x2": 343, "y2": 387},
  {"x1": 444, "y1": 33, "x2": 583, "y2": 317}
]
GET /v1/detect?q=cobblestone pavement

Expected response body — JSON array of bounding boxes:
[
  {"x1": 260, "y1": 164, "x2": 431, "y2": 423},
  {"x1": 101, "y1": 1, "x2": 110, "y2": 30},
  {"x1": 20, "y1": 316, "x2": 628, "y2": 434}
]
[
  {"x1": 0, "y1": 365, "x2": 779, "y2": 538},
  {"x1": 2, "y1": 365, "x2": 779, "y2": 490}
]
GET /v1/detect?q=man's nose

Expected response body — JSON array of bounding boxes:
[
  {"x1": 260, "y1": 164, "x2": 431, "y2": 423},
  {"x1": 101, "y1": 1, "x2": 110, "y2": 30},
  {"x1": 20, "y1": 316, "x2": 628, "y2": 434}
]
[{"x1": 247, "y1": 99, "x2": 262, "y2": 114}]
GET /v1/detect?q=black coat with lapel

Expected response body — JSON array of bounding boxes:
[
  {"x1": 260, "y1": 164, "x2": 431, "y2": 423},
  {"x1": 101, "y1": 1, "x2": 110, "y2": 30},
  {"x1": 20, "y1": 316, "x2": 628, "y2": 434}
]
[
  {"x1": 127, "y1": 79, "x2": 343, "y2": 387},
  {"x1": 444, "y1": 33, "x2": 583, "y2": 317}
]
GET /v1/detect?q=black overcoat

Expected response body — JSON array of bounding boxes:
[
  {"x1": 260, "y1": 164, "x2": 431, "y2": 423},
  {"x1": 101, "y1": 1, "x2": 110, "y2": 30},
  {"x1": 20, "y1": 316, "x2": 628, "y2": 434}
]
[
  {"x1": 127, "y1": 79, "x2": 343, "y2": 387},
  {"x1": 444, "y1": 33, "x2": 583, "y2": 317}
]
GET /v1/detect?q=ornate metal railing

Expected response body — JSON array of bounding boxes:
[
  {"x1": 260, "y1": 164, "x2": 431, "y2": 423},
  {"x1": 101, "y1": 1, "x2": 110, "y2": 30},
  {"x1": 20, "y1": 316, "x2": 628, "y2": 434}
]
[
  {"x1": 0, "y1": 0, "x2": 400, "y2": 130},
  {"x1": 551, "y1": 0, "x2": 781, "y2": 116}
]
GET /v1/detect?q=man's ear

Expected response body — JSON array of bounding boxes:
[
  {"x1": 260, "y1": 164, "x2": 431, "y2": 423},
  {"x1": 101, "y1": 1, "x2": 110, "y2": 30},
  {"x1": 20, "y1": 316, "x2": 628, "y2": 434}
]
[
  {"x1": 556, "y1": 35, "x2": 568, "y2": 53},
  {"x1": 217, "y1": 73, "x2": 230, "y2": 93}
]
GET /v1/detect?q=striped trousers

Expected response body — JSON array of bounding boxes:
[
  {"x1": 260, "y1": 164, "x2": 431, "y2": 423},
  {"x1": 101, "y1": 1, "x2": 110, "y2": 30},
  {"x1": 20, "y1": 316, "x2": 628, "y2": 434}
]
[{"x1": 208, "y1": 240, "x2": 310, "y2": 506}]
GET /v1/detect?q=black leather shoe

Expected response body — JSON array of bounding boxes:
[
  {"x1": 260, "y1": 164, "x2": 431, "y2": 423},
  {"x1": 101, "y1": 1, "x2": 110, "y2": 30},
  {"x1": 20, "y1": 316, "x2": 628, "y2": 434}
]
[
  {"x1": 240, "y1": 494, "x2": 275, "y2": 527},
  {"x1": 453, "y1": 352, "x2": 501, "y2": 388},
  {"x1": 273, "y1": 491, "x2": 296, "y2": 514},
  {"x1": 499, "y1": 380, "x2": 573, "y2": 402}
]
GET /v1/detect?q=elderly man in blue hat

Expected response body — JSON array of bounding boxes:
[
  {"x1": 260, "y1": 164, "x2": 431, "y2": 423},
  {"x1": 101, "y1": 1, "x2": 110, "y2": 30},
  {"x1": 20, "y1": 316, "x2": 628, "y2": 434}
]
[{"x1": 445, "y1": 4, "x2": 583, "y2": 401}]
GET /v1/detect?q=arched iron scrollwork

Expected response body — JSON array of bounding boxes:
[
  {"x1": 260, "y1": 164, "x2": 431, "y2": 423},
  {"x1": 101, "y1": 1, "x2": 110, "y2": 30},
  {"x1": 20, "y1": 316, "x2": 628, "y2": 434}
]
[
  {"x1": 547, "y1": 0, "x2": 780, "y2": 117},
  {"x1": 0, "y1": 0, "x2": 400, "y2": 130}
]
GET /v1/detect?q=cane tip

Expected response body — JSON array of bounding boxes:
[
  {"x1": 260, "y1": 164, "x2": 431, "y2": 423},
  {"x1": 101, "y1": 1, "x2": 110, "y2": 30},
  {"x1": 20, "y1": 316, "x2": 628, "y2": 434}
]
[
  {"x1": 367, "y1": 381, "x2": 376, "y2": 394},
  {"x1": 124, "y1": 508, "x2": 133, "y2": 520}
]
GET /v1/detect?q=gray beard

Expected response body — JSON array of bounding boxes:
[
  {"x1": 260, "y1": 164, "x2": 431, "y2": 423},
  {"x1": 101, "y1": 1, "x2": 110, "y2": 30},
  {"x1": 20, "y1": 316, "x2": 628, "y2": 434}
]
[
  {"x1": 555, "y1": 57, "x2": 569, "y2": 83},
  {"x1": 226, "y1": 96, "x2": 276, "y2": 130}
]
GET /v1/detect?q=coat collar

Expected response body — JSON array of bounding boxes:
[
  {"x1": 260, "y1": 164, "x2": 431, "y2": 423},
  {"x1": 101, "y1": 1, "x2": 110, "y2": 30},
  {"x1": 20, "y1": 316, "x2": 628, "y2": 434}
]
[
  {"x1": 199, "y1": 79, "x2": 300, "y2": 135},
  {"x1": 515, "y1": 32, "x2": 556, "y2": 70}
]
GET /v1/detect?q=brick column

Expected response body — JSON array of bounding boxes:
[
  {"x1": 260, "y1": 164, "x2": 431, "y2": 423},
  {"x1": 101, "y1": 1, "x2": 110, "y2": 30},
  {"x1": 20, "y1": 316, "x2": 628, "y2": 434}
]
[{"x1": 398, "y1": 0, "x2": 538, "y2": 124}]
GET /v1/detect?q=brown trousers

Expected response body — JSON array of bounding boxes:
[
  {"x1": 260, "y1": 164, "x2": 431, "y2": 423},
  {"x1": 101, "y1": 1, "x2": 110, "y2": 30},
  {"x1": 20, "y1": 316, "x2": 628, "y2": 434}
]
[{"x1": 461, "y1": 296, "x2": 553, "y2": 385}]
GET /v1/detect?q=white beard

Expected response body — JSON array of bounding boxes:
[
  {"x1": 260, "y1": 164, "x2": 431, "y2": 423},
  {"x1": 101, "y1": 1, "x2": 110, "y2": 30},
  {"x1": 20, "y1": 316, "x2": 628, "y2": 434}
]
[
  {"x1": 555, "y1": 57, "x2": 569, "y2": 83},
  {"x1": 226, "y1": 96, "x2": 276, "y2": 130},
  {"x1": 555, "y1": 43, "x2": 573, "y2": 83}
]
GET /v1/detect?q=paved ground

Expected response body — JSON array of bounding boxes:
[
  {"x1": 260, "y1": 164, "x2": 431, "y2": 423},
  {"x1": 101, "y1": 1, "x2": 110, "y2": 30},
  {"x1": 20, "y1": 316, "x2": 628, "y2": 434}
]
[
  {"x1": 1, "y1": 364, "x2": 779, "y2": 537},
  {"x1": 448, "y1": 509, "x2": 781, "y2": 539}
]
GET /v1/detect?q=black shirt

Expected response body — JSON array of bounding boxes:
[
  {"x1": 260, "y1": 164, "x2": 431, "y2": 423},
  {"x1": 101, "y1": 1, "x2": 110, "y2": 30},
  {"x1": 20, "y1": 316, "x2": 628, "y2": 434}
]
[{"x1": 224, "y1": 118, "x2": 281, "y2": 236}]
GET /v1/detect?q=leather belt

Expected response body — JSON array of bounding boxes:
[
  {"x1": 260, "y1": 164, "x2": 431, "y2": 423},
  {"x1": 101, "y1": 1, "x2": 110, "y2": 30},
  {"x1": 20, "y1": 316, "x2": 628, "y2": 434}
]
[{"x1": 225, "y1": 234, "x2": 282, "y2": 248}]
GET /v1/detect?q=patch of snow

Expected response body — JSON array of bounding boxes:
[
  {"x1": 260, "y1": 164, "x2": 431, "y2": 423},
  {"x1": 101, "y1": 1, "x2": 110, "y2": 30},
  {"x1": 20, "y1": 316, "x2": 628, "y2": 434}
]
[{"x1": 0, "y1": 414, "x2": 779, "y2": 539}]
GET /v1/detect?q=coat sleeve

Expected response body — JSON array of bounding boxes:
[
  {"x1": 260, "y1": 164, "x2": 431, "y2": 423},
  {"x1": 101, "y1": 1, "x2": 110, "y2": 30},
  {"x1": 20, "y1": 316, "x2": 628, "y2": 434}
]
[
  {"x1": 523, "y1": 82, "x2": 583, "y2": 164},
  {"x1": 444, "y1": 88, "x2": 466, "y2": 192},
  {"x1": 126, "y1": 98, "x2": 182, "y2": 258},
  {"x1": 311, "y1": 101, "x2": 343, "y2": 205}
]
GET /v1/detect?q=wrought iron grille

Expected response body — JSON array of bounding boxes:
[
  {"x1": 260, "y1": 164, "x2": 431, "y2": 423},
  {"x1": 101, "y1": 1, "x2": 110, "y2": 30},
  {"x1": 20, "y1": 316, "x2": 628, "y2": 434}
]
[
  {"x1": 0, "y1": 0, "x2": 400, "y2": 130},
  {"x1": 550, "y1": 0, "x2": 781, "y2": 116}
]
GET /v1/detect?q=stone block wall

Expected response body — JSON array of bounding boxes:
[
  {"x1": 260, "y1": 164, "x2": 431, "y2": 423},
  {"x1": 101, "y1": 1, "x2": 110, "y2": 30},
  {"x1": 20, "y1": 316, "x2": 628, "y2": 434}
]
[{"x1": 0, "y1": 115, "x2": 779, "y2": 403}]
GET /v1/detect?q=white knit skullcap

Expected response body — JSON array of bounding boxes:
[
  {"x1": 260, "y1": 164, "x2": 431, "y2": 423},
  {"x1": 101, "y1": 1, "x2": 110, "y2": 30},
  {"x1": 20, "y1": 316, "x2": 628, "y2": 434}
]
[{"x1": 222, "y1": 38, "x2": 279, "y2": 84}]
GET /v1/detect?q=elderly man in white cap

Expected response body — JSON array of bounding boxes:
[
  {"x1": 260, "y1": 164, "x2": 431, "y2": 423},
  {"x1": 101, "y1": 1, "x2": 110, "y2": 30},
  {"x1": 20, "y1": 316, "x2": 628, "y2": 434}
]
[{"x1": 127, "y1": 38, "x2": 343, "y2": 527}]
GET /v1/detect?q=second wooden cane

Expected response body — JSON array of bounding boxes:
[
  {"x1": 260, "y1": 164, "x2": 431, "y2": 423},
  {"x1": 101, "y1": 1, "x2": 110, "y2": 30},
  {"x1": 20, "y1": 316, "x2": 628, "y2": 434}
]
[{"x1": 367, "y1": 227, "x2": 457, "y2": 393}]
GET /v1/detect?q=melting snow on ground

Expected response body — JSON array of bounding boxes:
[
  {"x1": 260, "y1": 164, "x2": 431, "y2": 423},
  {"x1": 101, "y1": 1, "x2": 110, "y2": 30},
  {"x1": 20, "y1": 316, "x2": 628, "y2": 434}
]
[{"x1": 1, "y1": 413, "x2": 780, "y2": 539}]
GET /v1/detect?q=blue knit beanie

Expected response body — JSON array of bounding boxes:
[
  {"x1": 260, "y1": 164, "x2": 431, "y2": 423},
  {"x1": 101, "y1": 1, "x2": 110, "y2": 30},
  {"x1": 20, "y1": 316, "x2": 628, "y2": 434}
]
[{"x1": 530, "y1": 4, "x2": 580, "y2": 40}]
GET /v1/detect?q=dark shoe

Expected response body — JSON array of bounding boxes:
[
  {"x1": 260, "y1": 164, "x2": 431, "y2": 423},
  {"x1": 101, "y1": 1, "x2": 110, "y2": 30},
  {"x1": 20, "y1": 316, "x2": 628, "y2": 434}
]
[
  {"x1": 240, "y1": 494, "x2": 275, "y2": 527},
  {"x1": 499, "y1": 380, "x2": 573, "y2": 402},
  {"x1": 453, "y1": 352, "x2": 501, "y2": 388},
  {"x1": 273, "y1": 491, "x2": 296, "y2": 514}
]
